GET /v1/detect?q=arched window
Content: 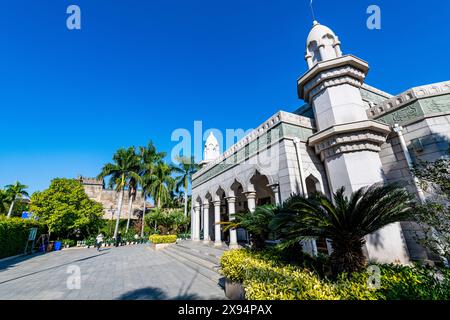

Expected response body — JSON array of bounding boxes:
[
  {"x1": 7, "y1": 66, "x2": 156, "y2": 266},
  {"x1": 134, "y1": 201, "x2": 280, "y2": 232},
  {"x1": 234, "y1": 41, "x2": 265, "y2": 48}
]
[{"x1": 305, "y1": 174, "x2": 321, "y2": 197}]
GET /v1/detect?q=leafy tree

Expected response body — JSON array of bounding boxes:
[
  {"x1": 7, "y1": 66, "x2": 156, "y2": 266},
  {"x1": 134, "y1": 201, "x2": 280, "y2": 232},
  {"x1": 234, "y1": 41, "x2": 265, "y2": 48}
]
[
  {"x1": 412, "y1": 149, "x2": 450, "y2": 265},
  {"x1": 98, "y1": 147, "x2": 141, "y2": 239},
  {"x1": 5, "y1": 181, "x2": 29, "y2": 218},
  {"x1": 412, "y1": 151, "x2": 450, "y2": 199},
  {"x1": 0, "y1": 189, "x2": 9, "y2": 214},
  {"x1": 413, "y1": 203, "x2": 450, "y2": 264},
  {"x1": 270, "y1": 184, "x2": 414, "y2": 274},
  {"x1": 138, "y1": 141, "x2": 166, "y2": 237},
  {"x1": 220, "y1": 205, "x2": 276, "y2": 250},
  {"x1": 30, "y1": 178, "x2": 103, "y2": 239},
  {"x1": 171, "y1": 155, "x2": 200, "y2": 217},
  {"x1": 145, "y1": 208, "x2": 188, "y2": 235}
]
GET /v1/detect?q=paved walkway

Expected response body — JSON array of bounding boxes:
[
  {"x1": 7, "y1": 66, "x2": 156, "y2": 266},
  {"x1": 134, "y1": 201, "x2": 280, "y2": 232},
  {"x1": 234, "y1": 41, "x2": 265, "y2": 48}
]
[{"x1": 0, "y1": 244, "x2": 226, "y2": 300}]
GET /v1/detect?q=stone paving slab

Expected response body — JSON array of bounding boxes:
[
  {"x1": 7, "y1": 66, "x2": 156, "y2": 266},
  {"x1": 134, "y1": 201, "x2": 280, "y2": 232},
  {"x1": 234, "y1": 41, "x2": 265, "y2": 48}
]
[{"x1": 0, "y1": 245, "x2": 225, "y2": 300}]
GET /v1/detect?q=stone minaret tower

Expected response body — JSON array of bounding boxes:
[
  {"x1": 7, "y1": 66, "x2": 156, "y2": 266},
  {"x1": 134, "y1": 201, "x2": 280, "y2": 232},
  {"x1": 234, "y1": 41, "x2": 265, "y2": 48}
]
[
  {"x1": 298, "y1": 21, "x2": 391, "y2": 194},
  {"x1": 297, "y1": 21, "x2": 410, "y2": 264}
]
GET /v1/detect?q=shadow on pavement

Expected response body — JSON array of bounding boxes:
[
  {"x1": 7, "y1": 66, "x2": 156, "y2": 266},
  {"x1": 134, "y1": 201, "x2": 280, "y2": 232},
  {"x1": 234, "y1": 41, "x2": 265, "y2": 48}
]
[
  {"x1": 0, "y1": 252, "x2": 46, "y2": 272},
  {"x1": 118, "y1": 286, "x2": 200, "y2": 300},
  {"x1": 0, "y1": 251, "x2": 110, "y2": 285}
]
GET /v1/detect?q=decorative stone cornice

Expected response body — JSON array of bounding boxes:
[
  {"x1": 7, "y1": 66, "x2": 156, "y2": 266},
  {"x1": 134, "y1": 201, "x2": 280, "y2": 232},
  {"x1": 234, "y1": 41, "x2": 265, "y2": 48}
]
[
  {"x1": 308, "y1": 120, "x2": 391, "y2": 161},
  {"x1": 366, "y1": 80, "x2": 450, "y2": 118},
  {"x1": 192, "y1": 111, "x2": 315, "y2": 181},
  {"x1": 297, "y1": 55, "x2": 369, "y2": 103}
]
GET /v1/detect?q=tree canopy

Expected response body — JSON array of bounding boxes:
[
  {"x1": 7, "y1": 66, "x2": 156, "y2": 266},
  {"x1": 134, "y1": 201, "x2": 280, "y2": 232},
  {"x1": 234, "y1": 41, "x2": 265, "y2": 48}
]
[{"x1": 30, "y1": 178, "x2": 104, "y2": 239}]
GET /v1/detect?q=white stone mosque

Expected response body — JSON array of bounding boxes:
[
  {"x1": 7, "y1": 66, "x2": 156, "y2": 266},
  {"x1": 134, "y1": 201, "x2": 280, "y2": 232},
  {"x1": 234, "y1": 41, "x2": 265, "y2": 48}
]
[{"x1": 190, "y1": 20, "x2": 450, "y2": 264}]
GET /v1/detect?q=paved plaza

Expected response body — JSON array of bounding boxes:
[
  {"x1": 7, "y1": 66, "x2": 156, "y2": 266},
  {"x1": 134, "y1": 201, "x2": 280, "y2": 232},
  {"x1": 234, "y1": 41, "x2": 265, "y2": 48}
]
[{"x1": 0, "y1": 245, "x2": 226, "y2": 300}]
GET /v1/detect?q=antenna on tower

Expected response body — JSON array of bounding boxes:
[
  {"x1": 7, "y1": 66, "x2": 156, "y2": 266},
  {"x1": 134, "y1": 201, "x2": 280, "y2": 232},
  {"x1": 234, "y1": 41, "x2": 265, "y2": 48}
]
[{"x1": 310, "y1": 0, "x2": 317, "y2": 22}]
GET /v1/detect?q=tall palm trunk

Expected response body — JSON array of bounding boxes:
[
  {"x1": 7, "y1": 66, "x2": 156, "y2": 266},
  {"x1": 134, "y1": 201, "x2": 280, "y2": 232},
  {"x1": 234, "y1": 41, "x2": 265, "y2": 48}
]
[
  {"x1": 184, "y1": 180, "x2": 188, "y2": 217},
  {"x1": 141, "y1": 194, "x2": 146, "y2": 238},
  {"x1": 114, "y1": 188, "x2": 125, "y2": 239},
  {"x1": 6, "y1": 199, "x2": 15, "y2": 218},
  {"x1": 126, "y1": 195, "x2": 134, "y2": 233}
]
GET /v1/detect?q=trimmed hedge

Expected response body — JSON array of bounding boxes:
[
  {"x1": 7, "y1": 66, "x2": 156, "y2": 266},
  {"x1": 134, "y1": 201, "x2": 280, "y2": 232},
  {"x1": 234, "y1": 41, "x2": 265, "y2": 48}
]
[
  {"x1": 149, "y1": 234, "x2": 177, "y2": 244},
  {"x1": 220, "y1": 249, "x2": 450, "y2": 300},
  {"x1": 0, "y1": 217, "x2": 45, "y2": 259}
]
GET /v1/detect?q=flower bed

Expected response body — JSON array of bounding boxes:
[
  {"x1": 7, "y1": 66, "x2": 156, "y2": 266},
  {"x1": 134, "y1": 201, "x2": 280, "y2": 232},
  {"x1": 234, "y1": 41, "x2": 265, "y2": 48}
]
[
  {"x1": 149, "y1": 234, "x2": 177, "y2": 244},
  {"x1": 220, "y1": 249, "x2": 450, "y2": 300},
  {"x1": 149, "y1": 234, "x2": 177, "y2": 250}
]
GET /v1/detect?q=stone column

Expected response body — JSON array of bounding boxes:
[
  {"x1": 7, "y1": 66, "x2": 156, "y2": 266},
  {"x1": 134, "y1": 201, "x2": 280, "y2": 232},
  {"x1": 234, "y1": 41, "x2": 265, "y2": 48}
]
[
  {"x1": 245, "y1": 191, "x2": 257, "y2": 213},
  {"x1": 203, "y1": 203, "x2": 210, "y2": 243},
  {"x1": 226, "y1": 196, "x2": 239, "y2": 249},
  {"x1": 193, "y1": 205, "x2": 201, "y2": 241},
  {"x1": 190, "y1": 206, "x2": 194, "y2": 240},
  {"x1": 268, "y1": 184, "x2": 281, "y2": 206},
  {"x1": 213, "y1": 200, "x2": 222, "y2": 246}
]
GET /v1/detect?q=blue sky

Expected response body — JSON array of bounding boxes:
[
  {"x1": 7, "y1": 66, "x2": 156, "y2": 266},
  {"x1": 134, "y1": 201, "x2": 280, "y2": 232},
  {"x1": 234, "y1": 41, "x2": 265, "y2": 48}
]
[{"x1": 1, "y1": 0, "x2": 449, "y2": 193}]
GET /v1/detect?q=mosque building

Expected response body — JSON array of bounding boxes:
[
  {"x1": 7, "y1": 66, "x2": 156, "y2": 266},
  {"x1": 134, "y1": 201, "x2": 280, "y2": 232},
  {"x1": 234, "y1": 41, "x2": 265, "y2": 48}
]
[{"x1": 191, "y1": 20, "x2": 450, "y2": 263}]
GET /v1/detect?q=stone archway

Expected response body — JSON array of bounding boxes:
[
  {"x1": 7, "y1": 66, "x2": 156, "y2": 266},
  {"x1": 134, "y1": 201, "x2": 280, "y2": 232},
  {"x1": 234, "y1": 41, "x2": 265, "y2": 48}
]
[
  {"x1": 249, "y1": 171, "x2": 276, "y2": 206},
  {"x1": 229, "y1": 180, "x2": 249, "y2": 243},
  {"x1": 214, "y1": 186, "x2": 227, "y2": 245}
]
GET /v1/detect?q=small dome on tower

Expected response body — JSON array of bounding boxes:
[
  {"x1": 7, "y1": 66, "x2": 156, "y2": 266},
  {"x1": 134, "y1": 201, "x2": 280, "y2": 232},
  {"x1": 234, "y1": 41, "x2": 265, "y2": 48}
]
[{"x1": 305, "y1": 21, "x2": 342, "y2": 69}]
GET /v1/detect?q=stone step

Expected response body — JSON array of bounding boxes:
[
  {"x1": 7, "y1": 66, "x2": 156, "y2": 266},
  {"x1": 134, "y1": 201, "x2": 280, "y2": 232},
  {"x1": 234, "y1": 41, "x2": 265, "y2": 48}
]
[
  {"x1": 166, "y1": 245, "x2": 221, "y2": 273},
  {"x1": 177, "y1": 240, "x2": 229, "y2": 257},
  {"x1": 170, "y1": 244, "x2": 221, "y2": 265},
  {"x1": 162, "y1": 247, "x2": 222, "y2": 284}
]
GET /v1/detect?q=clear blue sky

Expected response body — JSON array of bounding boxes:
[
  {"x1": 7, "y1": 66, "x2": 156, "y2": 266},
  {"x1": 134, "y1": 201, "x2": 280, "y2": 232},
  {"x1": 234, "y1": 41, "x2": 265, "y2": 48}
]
[{"x1": 1, "y1": 0, "x2": 449, "y2": 193}]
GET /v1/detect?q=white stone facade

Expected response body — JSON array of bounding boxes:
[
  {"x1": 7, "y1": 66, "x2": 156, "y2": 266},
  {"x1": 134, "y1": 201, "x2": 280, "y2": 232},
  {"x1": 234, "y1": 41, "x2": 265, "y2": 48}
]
[{"x1": 191, "y1": 21, "x2": 450, "y2": 264}]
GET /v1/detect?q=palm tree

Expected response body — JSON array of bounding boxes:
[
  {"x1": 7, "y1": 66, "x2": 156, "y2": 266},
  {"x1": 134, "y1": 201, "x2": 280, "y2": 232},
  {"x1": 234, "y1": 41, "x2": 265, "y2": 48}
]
[
  {"x1": 138, "y1": 141, "x2": 166, "y2": 237},
  {"x1": 150, "y1": 162, "x2": 174, "y2": 208},
  {"x1": 125, "y1": 176, "x2": 139, "y2": 234},
  {"x1": 220, "y1": 205, "x2": 276, "y2": 250},
  {"x1": 171, "y1": 155, "x2": 199, "y2": 217},
  {"x1": 270, "y1": 183, "x2": 414, "y2": 274},
  {"x1": 5, "y1": 181, "x2": 29, "y2": 218},
  {"x1": 98, "y1": 147, "x2": 141, "y2": 239}
]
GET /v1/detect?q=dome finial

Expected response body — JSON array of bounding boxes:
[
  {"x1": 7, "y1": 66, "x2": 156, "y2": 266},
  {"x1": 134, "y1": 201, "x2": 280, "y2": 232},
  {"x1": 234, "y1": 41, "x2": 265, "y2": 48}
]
[
  {"x1": 305, "y1": 21, "x2": 343, "y2": 69},
  {"x1": 310, "y1": 0, "x2": 317, "y2": 22}
]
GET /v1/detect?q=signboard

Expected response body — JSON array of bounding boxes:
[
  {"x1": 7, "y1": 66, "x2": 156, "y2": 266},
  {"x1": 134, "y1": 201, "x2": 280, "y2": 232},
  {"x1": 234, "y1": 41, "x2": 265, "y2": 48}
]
[
  {"x1": 21, "y1": 212, "x2": 38, "y2": 220},
  {"x1": 28, "y1": 228, "x2": 38, "y2": 241},
  {"x1": 22, "y1": 212, "x2": 32, "y2": 219}
]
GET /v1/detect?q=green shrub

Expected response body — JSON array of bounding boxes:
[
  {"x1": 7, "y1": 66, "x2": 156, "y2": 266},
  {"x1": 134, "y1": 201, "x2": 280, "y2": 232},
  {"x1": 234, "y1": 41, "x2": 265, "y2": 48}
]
[
  {"x1": 221, "y1": 249, "x2": 339, "y2": 300},
  {"x1": 84, "y1": 237, "x2": 96, "y2": 247},
  {"x1": 220, "y1": 249, "x2": 450, "y2": 300},
  {"x1": 0, "y1": 217, "x2": 45, "y2": 259},
  {"x1": 149, "y1": 234, "x2": 177, "y2": 244},
  {"x1": 377, "y1": 264, "x2": 450, "y2": 300},
  {"x1": 61, "y1": 239, "x2": 76, "y2": 247}
]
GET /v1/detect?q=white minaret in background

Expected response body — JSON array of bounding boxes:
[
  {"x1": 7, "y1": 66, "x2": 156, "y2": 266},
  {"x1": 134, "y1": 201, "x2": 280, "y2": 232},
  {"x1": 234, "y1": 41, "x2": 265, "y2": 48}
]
[{"x1": 203, "y1": 131, "x2": 220, "y2": 163}]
